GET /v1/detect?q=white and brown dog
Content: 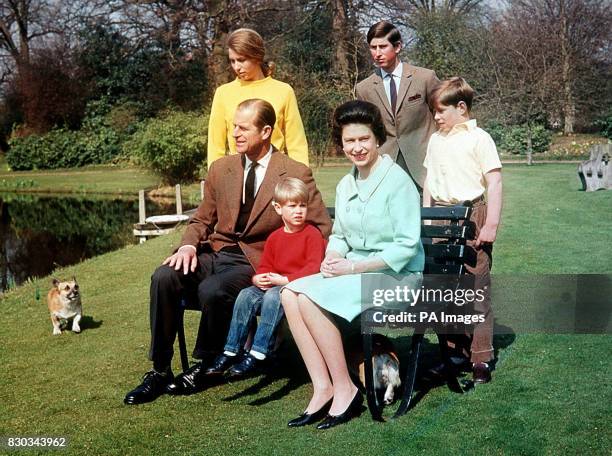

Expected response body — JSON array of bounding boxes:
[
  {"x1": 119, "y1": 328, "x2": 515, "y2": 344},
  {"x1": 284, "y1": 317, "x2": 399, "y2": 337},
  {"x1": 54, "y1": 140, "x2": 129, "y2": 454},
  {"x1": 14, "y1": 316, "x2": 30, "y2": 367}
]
[
  {"x1": 348, "y1": 334, "x2": 401, "y2": 405},
  {"x1": 47, "y1": 277, "x2": 82, "y2": 335}
]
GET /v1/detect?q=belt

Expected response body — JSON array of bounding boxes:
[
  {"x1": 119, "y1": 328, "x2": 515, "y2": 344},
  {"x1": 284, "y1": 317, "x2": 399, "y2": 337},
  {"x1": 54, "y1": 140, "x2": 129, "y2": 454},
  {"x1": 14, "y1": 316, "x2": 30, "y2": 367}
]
[
  {"x1": 434, "y1": 194, "x2": 485, "y2": 207},
  {"x1": 220, "y1": 244, "x2": 243, "y2": 255}
]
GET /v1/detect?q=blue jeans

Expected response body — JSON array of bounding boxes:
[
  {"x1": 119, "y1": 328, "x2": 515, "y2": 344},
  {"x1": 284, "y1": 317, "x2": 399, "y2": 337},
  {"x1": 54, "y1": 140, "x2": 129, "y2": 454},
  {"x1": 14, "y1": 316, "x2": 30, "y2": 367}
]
[{"x1": 224, "y1": 285, "x2": 284, "y2": 356}]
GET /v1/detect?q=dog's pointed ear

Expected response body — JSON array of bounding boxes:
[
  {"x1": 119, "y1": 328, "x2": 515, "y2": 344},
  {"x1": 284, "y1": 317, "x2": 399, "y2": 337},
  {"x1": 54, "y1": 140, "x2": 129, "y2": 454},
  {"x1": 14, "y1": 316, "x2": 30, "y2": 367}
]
[
  {"x1": 52, "y1": 278, "x2": 60, "y2": 286},
  {"x1": 72, "y1": 275, "x2": 77, "y2": 283}
]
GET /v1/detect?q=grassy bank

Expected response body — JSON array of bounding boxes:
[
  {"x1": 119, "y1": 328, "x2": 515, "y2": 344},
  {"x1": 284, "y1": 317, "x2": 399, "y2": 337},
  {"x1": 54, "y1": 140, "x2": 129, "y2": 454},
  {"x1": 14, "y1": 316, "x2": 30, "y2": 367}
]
[
  {"x1": 0, "y1": 161, "x2": 350, "y2": 207},
  {"x1": 1, "y1": 163, "x2": 610, "y2": 455},
  {"x1": 0, "y1": 164, "x2": 159, "y2": 195}
]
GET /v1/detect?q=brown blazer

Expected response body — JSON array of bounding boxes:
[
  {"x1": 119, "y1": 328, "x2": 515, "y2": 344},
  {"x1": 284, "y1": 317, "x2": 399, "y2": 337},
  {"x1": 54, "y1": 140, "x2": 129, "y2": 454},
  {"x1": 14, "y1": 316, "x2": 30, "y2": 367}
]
[
  {"x1": 355, "y1": 63, "x2": 439, "y2": 188},
  {"x1": 180, "y1": 149, "x2": 332, "y2": 268}
]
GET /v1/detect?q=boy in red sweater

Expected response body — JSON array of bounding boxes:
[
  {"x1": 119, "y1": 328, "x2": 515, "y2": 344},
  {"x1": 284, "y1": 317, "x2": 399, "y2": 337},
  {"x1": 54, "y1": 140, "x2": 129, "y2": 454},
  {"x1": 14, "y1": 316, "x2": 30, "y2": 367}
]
[{"x1": 205, "y1": 177, "x2": 326, "y2": 378}]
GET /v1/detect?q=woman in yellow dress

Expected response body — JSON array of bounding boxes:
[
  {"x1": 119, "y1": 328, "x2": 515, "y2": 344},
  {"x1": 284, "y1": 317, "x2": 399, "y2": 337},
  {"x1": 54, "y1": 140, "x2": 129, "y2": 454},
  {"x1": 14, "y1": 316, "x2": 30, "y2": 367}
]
[{"x1": 207, "y1": 28, "x2": 309, "y2": 167}]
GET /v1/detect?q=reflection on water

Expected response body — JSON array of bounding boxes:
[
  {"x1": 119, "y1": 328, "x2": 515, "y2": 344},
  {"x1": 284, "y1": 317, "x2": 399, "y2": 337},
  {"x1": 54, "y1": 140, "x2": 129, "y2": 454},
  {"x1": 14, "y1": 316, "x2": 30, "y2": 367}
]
[{"x1": 0, "y1": 194, "x2": 194, "y2": 292}]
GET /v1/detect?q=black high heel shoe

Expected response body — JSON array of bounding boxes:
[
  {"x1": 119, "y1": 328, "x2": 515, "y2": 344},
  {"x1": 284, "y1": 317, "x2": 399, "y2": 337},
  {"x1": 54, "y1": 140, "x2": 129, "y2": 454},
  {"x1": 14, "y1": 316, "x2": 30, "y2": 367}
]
[
  {"x1": 316, "y1": 391, "x2": 363, "y2": 430},
  {"x1": 287, "y1": 398, "x2": 333, "y2": 427}
]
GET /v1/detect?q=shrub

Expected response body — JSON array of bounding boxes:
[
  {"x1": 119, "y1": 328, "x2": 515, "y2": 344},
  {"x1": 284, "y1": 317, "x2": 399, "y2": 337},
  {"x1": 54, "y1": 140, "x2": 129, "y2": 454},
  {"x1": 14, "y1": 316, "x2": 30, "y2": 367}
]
[
  {"x1": 594, "y1": 111, "x2": 612, "y2": 140},
  {"x1": 485, "y1": 122, "x2": 553, "y2": 155},
  {"x1": 6, "y1": 126, "x2": 123, "y2": 170},
  {"x1": 7, "y1": 128, "x2": 82, "y2": 170},
  {"x1": 5, "y1": 100, "x2": 138, "y2": 170},
  {"x1": 126, "y1": 110, "x2": 207, "y2": 184}
]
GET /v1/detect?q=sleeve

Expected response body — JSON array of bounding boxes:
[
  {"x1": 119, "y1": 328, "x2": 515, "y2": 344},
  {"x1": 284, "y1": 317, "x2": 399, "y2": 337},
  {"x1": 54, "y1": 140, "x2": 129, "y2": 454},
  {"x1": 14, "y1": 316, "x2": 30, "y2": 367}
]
[
  {"x1": 255, "y1": 232, "x2": 276, "y2": 275},
  {"x1": 423, "y1": 136, "x2": 433, "y2": 169},
  {"x1": 376, "y1": 177, "x2": 423, "y2": 273},
  {"x1": 286, "y1": 229, "x2": 326, "y2": 282},
  {"x1": 326, "y1": 185, "x2": 350, "y2": 256},
  {"x1": 283, "y1": 86, "x2": 309, "y2": 166},
  {"x1": 299, "y1": 165, "x2": 332, "y2": 238},
  {"x1": 477, "y1": 131, "x2": 502, "y2": 174},
  {"x1": 207, "y1": 88, "x2": 228, "y2": 168},
  {"x1": 425, "y1": 69, "x2": 441, "y2": 114},
  {"x1": 355, "y1": 82, "x2": 365, "y2": 101},
  {"x1": 180, "y1": 161, "x2": 219, "y2": 248}
]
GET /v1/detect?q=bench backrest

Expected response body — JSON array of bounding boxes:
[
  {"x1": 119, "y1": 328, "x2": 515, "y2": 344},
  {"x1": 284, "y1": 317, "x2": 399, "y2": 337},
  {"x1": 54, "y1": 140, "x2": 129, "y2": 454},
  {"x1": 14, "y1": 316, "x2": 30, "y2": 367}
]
[{"x1": 325, "y1": 204, "x2": 474, "y2": 275}]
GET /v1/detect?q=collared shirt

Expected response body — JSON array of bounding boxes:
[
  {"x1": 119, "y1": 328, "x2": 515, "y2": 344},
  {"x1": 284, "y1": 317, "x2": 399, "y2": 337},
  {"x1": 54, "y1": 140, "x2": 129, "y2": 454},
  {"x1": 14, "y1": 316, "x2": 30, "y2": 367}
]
[
  {"x1": 424, "y1": 119, "x2": 502, "y2": 204},
  {"x1": 242, "y1": 146, "x2": 272, "y2": 203},
  {"x1": 381, "y1": 62, "x2": 403, "y2": 108}
]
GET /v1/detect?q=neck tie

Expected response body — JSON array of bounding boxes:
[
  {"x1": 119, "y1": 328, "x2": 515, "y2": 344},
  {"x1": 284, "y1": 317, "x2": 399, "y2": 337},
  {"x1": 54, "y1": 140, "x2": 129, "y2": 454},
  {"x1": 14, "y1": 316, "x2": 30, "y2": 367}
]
[
  {"x1": 244, "y1": 161, "x2": 258, "y2": 206},
  {"x1": 389, "y1": 74, "x2": 397, "y2": 115}
]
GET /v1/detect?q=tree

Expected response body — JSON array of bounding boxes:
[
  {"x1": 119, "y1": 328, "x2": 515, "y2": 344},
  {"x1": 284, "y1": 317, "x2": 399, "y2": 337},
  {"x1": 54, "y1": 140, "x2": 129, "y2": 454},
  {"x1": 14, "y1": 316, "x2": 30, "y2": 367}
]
[
  {"x1": 486, "y1": 4, "x2": 559, "y2": 163},
  {"x1": 505, "y1": 0, "x2": 612, "y2": 134}
]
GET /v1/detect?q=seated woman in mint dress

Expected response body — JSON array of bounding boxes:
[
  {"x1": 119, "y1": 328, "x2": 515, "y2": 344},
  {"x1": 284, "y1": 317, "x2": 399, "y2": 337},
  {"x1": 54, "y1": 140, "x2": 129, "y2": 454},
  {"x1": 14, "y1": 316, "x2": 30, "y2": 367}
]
[{"x1": 281, "y1": 100, "x2": 424, "y2": 430}]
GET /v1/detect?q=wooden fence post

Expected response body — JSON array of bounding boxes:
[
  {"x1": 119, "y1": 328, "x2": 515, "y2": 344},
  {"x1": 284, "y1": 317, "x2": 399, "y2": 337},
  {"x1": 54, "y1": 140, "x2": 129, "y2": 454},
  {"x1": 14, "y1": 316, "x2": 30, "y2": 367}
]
[{"x1": 175, "y1": 184, "x2": 183, "y2": 215}]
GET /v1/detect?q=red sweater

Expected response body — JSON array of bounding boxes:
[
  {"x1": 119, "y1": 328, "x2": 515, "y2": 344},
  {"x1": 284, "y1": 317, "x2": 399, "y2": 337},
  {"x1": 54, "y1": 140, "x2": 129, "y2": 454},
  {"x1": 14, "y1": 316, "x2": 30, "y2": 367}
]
[{"x1": 256, "y1": 224, "x2": 326, "y2": 282}]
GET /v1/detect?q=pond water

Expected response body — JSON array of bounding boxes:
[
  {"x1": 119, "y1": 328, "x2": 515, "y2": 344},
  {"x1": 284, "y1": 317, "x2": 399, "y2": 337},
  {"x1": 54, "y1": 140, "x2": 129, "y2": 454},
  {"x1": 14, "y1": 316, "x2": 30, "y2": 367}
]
[{"x1": 0, "y1": 193, "x2": 196, "y2": 292}]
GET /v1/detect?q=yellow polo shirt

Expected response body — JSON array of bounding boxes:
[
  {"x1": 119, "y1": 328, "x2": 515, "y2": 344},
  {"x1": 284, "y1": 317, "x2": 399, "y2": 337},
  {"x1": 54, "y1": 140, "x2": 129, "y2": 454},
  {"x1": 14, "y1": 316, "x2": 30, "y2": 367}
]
[
  {"x1": 424, "y1": 119, "x2": 502, "y2": 204},
  {"x1": 207, "y1": 76, "x2": 309, "y2": 167}
]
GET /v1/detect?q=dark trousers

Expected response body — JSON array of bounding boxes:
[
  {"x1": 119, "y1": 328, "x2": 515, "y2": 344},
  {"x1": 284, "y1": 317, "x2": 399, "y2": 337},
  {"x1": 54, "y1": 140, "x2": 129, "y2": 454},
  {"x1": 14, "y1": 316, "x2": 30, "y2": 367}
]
[
  {"x1": 148, "y1": 250, "x2": 254, "y2": 370},
  {"x1": 434, "y1": 201, "x2": 494, "y2": 363}
]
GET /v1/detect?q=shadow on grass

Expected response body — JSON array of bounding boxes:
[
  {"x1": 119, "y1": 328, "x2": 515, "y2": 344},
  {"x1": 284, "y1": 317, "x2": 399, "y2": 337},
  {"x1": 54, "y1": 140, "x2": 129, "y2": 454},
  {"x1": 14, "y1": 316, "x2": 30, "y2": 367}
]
[
  {"x1": 220, "y1": 326, "x2": 519, "y2": 416},
  {"x1": 370, "y1": 327, "x2": 518, "y2": 416},
  {"x1": 80, "y1": 315, "x2": 103, "y2": 331},
  {"x1": 223, "y1": 372, "x2": 309, "y2": 406},
  {"x1": 221, "y1": 345, "x2": 310, "y2": 406}
]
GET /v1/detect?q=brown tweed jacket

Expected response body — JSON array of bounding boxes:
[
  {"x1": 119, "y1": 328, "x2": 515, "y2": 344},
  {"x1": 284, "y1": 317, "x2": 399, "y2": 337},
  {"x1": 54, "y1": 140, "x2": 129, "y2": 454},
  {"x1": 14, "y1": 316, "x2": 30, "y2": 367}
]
[
  {"x1": 355, "y1": 63, "x2": 439, "y2": 188},
  {"x1": 180, "y1": 149, "x2": 332, "y2": 268}
]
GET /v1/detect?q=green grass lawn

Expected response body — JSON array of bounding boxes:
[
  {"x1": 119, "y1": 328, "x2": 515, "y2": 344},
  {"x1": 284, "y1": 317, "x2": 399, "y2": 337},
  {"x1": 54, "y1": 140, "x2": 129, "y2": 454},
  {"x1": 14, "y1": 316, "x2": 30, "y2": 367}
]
[
  {"x1": 0, "y1": 164, "x2": 160, "y2": 195},
  {"x1": 1, "y1": 163, "x2": 610, "y2": 455}
]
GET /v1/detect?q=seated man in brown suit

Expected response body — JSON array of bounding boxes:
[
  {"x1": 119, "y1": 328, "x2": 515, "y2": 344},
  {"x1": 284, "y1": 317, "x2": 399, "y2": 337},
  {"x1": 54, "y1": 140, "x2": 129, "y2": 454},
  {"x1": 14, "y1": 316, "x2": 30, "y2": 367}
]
[{"x1": 124, "y1": 99, "x2": 331, "y2": 404}]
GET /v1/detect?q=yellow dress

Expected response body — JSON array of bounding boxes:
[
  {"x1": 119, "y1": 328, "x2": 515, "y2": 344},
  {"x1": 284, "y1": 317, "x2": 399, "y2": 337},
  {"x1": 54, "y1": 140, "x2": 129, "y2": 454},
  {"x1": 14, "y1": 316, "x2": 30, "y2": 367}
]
[{"x1": 207, "y1": 76, "x2": 309, "y2": 167}]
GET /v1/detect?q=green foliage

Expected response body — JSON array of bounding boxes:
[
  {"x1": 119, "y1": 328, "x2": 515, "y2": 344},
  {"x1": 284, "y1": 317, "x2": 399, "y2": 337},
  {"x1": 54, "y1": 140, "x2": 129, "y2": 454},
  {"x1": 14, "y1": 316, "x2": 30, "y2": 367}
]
[
  {"x1": 77, "y1": 22, "x2": 207, "y2": 115},
  {"x1": 5, "y1": 99, "x2": 144, "y2": 170},
  {"x1": 290, "y1": 73, "x2": 350, "y2": 164},
  {"x1": 407, "y1": 10, "x2": 493, "y2": 94},
  {"x1": 594, "y1": 111, "x2": 612, "y2": 139},
  {"x1": 7, "y1": 129, "x2": 82, "y2": 170},
  {"x1": 126, "y1": 110, "x2": 207, "y2": 184},
  {"x1": 486, "y1": 122, "x2": 553, "y2": 155}
]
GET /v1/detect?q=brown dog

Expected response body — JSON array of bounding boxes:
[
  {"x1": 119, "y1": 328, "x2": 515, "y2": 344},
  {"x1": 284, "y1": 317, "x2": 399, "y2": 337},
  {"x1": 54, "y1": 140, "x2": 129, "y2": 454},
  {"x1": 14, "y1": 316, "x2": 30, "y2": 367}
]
[
  {"x1": 347, "y1": 334, "x2": 401, "y2": 405},
  {"x1": 47, "y1": 277, "x2": 82, "y2": 335}
]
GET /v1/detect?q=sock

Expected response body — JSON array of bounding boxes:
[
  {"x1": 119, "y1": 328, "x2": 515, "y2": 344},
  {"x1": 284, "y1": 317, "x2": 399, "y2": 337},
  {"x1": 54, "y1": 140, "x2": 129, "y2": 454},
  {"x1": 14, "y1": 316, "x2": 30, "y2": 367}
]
[
  {"x1": 249, "y1": 350, "x2": 266, "y2": 361},
  {"x1": 223, "y1": 351, "x2": 237, "y2": 357},
  {"x1": 153, "y1": 366, "x2": 171, "y2": 376},
  {"x1": 450, "y1": 356, "x2": 468, "y2": 365}
]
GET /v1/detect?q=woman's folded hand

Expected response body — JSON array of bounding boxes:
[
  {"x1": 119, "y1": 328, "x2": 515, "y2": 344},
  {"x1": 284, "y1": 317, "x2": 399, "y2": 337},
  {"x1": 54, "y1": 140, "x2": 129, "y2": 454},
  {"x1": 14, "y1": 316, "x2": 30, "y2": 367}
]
[{"x1": 321, "y1": 257, "x2": 353, "y2": 277}]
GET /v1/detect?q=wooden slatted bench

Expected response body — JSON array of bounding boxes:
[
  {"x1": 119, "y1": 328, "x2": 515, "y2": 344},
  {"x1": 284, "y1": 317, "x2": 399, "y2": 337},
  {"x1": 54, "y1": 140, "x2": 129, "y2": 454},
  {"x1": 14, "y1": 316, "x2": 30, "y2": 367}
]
[
  {"x1": 175, "y1": 203, "x2": 475, "y2": 421},
  {"x1": 361, "y1": 203, "x2": 474, "y2": 421}
]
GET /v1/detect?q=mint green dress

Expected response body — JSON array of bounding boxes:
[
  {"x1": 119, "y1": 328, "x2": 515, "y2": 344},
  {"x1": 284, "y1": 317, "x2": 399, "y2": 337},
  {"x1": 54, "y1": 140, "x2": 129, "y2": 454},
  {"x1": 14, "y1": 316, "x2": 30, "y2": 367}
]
[{"x1": 284, "y1": 155, "x2": 424, "y2": 321}]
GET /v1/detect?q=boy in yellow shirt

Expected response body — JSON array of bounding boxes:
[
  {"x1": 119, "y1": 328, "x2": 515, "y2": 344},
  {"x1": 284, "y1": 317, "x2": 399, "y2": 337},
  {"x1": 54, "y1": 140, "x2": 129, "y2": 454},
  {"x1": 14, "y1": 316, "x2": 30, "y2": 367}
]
[{"x1": 423, "y1": 77, "x2": 503, "y2": 384}]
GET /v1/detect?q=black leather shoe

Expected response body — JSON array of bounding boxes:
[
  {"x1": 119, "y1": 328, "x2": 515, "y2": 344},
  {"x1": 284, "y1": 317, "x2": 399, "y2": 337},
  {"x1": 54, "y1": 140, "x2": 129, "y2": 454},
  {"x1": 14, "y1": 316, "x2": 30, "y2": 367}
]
[
  {"x1": 316, "y1": 391, "x2": 363, "y2": 430},
  {"x1": 287, "y1": 398, "x2": 333, "y2": 427},
  {"x1": 124, "y1": 370, "x2": 173, "y2": 405},
  {"x1": 226, "y1": 353, "x2": 261, "y2": 378},
  {"x1": 425, "y1": 356, "x2": 471, "y2": 382},
  {"x1": 166, "y1": 362, "x2": 208, "y2": 395},
  {"x1": 473, "y1": 362, "x2": 492, "y2": 384},
  {"x1": 204, "y1": 354, "x2": 237, "y2": 376}
]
